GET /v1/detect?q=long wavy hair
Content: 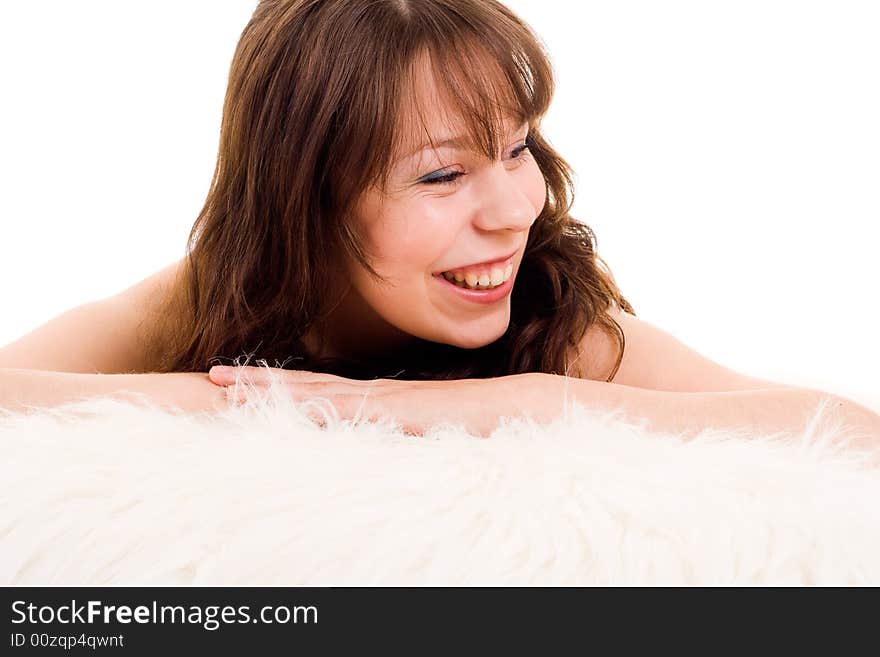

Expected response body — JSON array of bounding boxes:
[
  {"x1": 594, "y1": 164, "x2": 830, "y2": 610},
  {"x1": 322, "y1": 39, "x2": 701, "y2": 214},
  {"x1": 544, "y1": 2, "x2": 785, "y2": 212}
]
[{"x1": 142, "y1": 0, "x2": 636, "y2": 381}]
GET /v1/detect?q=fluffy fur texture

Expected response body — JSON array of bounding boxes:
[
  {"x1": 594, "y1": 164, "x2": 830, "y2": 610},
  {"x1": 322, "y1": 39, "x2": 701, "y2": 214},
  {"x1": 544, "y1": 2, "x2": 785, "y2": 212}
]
[{"x1": 2, "y1": 386, "x2": 879, "y2": 586}]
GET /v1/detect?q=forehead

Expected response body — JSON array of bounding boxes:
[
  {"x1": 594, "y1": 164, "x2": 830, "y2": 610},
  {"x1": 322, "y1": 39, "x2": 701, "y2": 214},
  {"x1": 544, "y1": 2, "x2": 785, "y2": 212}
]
[
  {"x1": 395, "y1": 57, "x2": 466, "y2": 151},
  {"x1": 392, "y1": 49, "x2": 524, "y2": 162}
]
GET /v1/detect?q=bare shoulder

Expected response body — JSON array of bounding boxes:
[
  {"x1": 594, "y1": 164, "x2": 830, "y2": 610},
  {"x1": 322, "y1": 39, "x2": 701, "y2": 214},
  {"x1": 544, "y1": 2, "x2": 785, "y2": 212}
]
[
  {"x1": 567, "y1": 305, "x2": 637, "y2": 384},
  {"x1": 109, "y1": 257, "x2": 186, "y2": 317},
  {"x1": 572, "y1": 305, "x2": 794, "y2": 393},
  {"x1": 107, "y1": 256, "x2": 189, "y2": 365},
  {"x1": 0, "y1": 257, "x2": 187, "y2": 374}
]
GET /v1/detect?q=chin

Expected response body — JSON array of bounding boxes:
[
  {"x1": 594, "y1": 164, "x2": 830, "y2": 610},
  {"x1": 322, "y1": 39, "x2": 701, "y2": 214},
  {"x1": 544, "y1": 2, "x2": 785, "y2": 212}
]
[{"x1": 442, "y1": 325, "x2": 509, "y2": 350}]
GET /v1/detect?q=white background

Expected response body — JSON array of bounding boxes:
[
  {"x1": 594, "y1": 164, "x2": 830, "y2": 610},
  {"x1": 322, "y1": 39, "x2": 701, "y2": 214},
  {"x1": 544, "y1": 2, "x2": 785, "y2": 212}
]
[{"x1": 0, "y1": 1, "x2": 877, "y2": 406}]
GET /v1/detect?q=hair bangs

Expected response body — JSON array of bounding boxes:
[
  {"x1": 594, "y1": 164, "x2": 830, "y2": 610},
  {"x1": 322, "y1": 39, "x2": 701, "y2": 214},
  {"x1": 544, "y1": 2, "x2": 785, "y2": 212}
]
[{"x1": 377, "y1": 31, "x2": 550, "y2": 193}]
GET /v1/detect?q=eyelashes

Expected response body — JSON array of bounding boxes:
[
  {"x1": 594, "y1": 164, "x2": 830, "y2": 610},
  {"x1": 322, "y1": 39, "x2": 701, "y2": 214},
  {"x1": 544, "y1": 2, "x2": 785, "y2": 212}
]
[{"x1": 419, "y1": 141, "x2": 532, "y2": 186}]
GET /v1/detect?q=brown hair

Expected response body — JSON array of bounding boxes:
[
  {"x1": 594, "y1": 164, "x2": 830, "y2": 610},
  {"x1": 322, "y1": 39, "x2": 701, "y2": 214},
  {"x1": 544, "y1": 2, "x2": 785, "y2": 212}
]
[{"x1": 143, "y1": 0, "x2": 635, "y2": 381}]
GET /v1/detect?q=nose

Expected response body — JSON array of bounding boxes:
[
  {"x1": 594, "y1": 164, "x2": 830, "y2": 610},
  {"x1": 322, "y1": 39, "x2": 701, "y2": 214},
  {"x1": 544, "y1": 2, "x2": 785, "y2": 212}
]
[{"x1": 470, "y1": 163, "x2": 541, "y2": 233}]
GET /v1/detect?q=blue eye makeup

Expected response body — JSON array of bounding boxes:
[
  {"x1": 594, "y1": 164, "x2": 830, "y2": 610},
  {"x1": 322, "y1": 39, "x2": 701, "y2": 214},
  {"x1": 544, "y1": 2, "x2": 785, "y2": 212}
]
[{"x1": 418, "y1": 139, "x2": 532, "y2": 186}]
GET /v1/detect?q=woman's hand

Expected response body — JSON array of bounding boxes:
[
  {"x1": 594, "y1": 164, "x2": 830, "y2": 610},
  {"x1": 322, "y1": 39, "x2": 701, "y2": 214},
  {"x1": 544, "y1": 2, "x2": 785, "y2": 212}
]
[{"x1": 208, "y1": 365, "x2": 562, "y2": 437}]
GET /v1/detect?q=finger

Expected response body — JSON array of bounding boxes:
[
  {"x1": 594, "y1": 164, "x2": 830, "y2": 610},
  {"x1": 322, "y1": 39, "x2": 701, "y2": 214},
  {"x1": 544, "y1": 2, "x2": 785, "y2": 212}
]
[
  {"x1": 209, "y1": 366, "x2": 239, "y2": 385},
  {"x1": 225, "y1": 384, "x2": 268, "y2": 406},
  {"x1": 209, "y1": 365, "x2": 353, "y2": 386},
  {"x1": 223, "y1": 385, "x2": 424, "y2": 436},
  {"x1": 208, "y1": 366, "x2": 284, "y2": 386},
  {"x1": 207, "y1": 370, "x2": 227, "y2": 387},
  {"x1": 225, "y1": 386, "x2": 244, "y2": 406},
  {"x1": 225, "y1": 380, "x2": 341, "y2": 408}
]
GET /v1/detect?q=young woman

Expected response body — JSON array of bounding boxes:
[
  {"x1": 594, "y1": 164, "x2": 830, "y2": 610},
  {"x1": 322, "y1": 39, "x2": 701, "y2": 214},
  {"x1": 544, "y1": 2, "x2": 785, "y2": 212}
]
[{"x1": 1, "y1": 0, "x2": 877, "y2": 445}]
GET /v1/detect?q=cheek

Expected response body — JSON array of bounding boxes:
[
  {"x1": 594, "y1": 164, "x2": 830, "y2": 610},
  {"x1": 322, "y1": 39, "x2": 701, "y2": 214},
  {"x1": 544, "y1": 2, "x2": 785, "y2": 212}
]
[
  {"x1": 524, "y1": 161, "x2": 547, "y2": 213},
  {"x1": 363, "y1": 202, "x2": 459, "y2": 277}
]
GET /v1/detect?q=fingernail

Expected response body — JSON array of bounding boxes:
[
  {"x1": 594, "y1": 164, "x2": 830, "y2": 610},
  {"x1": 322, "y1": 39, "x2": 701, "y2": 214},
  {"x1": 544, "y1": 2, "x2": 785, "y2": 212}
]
[{"x1": 211, "y1": 366, "x2": 233, "y2": 375}]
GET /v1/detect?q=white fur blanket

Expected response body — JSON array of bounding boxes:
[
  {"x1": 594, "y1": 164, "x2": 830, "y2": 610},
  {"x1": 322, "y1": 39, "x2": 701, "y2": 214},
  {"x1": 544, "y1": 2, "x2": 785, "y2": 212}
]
[{"x1": 2, "y1": 387, "x2": 879, "y2": 586}]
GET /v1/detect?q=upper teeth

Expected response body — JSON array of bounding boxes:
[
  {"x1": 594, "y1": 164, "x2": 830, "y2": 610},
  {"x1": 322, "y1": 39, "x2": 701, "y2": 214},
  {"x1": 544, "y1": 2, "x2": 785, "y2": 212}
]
[{"x1": 441, "y1": 262, "x2": 514, "y2": 289}]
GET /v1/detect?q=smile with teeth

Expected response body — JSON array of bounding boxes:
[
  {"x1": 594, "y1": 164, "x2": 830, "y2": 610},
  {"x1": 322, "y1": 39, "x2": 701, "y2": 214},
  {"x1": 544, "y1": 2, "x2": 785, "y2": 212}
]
[{"x1": 439, "y1": 258, "x2": 515, "y2": 290}]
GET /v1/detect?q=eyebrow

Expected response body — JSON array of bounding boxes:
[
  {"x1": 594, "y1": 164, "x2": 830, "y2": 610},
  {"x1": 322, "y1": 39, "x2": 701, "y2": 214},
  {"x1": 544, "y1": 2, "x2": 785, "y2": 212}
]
[
  {"x1": 398, "y1": 121, "x2": 529, "y2": 164},
  {"x1": 398, "y1": 136, "x2": 472, "y2": 164}
]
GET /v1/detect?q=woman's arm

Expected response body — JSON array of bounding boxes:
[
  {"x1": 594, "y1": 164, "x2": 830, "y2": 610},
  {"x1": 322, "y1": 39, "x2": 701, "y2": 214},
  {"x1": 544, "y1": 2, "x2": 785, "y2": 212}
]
[
  {"x1": 540, "y1": 376, "x2": 880, "y2": 464},
  {"x1": 575, "y1": 307, "x2": 802, "y2": 392},
  {"x1": 0, "y1": 368, "x2": 227, "y2": 415},
  {"x1": 203, "y1": 366, "x2": 880, "y2": 467}
]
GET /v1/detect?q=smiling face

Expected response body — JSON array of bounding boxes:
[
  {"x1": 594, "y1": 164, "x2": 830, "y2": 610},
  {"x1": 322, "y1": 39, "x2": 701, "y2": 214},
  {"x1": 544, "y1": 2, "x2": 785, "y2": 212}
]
[{"x1": 310, "y1": 52, "x2": 547, "y2": 361}]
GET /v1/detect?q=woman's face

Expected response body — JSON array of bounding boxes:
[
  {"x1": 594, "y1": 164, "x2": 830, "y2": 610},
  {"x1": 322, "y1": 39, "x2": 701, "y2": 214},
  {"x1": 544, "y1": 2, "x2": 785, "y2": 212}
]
[{"x1": 336, "y1": 60, "x2": 547, "y2": 356}]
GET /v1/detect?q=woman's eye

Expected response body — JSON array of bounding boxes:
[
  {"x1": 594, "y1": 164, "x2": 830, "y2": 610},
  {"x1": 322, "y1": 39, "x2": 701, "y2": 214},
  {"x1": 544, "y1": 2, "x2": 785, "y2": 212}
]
[
  {"x1": 511, "y1": 143, "x2": 530, "y2": 160},
  {"x1": 420, "y1": 142, "x2": 531, "y2": 187},
  {"x1": 421, "y1": 170, "x2": 465, "y2": 185}
]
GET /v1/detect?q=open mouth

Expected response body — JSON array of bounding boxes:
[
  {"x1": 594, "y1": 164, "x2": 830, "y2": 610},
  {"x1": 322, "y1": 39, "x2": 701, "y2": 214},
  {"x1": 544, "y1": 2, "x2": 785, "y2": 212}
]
[
  {"x1": 436, "y1": 262, "x2": 514, "y2": 290},
  {"x1": 432, "y1": 262, "x2": 516, "y2": 304},
  {"x1": 433, "y1": 251, "x2": 517, "y2": 291}
]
